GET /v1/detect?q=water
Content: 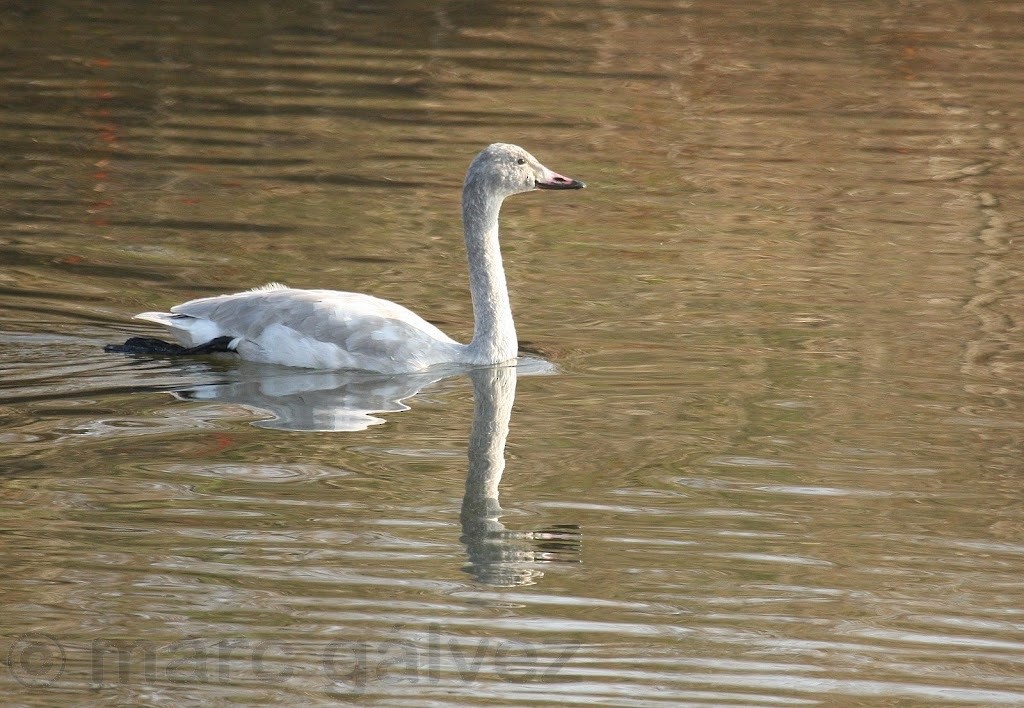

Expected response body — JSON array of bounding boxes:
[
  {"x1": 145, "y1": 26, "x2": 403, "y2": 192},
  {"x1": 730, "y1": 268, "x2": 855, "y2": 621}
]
[{"x1": 3, "y1": 0, "x2": 1024, "y2": 704}]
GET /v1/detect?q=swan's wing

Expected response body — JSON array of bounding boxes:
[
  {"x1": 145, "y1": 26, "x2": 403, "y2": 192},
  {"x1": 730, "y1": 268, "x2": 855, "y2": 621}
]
[{"x1": 152, "y1": 285, "x2": 458, "y2": 370}]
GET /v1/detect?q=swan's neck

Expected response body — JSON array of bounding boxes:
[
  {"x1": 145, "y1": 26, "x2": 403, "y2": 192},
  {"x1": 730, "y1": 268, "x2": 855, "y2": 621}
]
[{"x1": 462, "y1": 185, "x2": 517, "y2": 364}]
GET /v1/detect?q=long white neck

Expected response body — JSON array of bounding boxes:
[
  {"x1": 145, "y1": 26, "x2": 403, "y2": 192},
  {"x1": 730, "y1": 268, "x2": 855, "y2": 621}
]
[{"x1": 462, "y1": 183, "x2": 517, "y2": 364}]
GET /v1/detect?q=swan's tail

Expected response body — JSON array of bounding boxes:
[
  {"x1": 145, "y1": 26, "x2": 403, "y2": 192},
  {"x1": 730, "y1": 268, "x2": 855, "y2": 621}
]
[{"x1": 134, "y1": 311, "x2": 225, "y2": 347}]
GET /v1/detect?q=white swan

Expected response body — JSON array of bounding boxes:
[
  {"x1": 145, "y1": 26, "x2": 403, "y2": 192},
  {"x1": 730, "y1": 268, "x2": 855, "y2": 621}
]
[{"x1": 109, "y1": 144, "x2": 584, "y2": 372}]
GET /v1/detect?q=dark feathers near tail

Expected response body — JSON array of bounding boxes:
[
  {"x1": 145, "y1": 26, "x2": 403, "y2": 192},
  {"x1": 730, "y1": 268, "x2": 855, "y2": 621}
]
[{"x1": 104, "y1": 336, "x2": 236, "y2": 357}]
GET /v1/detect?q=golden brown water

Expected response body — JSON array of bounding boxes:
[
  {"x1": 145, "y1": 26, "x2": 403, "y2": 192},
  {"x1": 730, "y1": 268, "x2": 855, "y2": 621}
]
[{"x1": 3, "y1": 0, "x2": 1024, "y2": 704}]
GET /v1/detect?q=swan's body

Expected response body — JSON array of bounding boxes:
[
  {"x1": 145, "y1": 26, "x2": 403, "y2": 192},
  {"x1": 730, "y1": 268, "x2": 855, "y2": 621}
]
[{"x1": 115, "y1": 144, "x2": 584, "y2": 372}]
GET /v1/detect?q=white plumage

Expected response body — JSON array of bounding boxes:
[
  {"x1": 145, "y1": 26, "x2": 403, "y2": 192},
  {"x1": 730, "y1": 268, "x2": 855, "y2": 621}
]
[{"x1": 122, "y1": 144, "x2": 584, "y2": 372}]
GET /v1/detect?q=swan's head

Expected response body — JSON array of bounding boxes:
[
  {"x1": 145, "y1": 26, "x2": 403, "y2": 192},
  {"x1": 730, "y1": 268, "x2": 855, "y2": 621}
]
[{"x1": 466, "y1": 143, "x2": 585, "y2": 199}]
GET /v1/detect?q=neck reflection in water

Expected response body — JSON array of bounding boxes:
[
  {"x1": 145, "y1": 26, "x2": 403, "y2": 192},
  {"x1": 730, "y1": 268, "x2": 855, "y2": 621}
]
[
  {"x1": 460, "y1": 365, "x2": 581, "y2": 586},
  {"x1": 169, "y1": 359, "x2": 581, "y2": 586}
]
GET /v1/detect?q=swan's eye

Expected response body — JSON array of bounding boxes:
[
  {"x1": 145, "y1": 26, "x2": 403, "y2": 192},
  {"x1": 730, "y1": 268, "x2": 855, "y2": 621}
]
[{"x1": 516, "y1": 158, "x2": 526, "y2": 165}]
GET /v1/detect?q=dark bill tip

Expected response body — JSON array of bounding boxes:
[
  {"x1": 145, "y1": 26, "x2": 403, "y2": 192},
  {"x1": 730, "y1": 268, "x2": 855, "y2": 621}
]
[{"x1": 536, "y1": 175, "x2": 586, "y2": 190}]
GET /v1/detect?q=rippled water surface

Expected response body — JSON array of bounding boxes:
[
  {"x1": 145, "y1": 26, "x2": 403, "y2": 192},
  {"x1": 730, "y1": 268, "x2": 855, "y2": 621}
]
[{"x1": 3, "y1": 1, "x2": 1024, "y2": 704}]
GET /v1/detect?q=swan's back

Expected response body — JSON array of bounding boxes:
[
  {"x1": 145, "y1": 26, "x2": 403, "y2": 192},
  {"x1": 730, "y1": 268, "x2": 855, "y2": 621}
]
[{"x1": 139, "y1": 284, "x2": 461, "y2": 371}]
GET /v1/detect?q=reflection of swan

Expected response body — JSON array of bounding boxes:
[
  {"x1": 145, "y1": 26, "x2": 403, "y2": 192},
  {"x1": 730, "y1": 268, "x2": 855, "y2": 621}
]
[
  {"x1": 108, "y1": 144, "x2": 584, "y2": 372},
  {"x1": 171, "y1": 357, "x2": 556, "y2": 432},
  {"x1": 173, "y1": 364, "x2": 454, "y2": 431},
  {"x1": 460, "y1": 365, "x2": 581, "y2": 587},
  {"x1": 169, "y1": 359, "x2": 580, "y2": 584}
]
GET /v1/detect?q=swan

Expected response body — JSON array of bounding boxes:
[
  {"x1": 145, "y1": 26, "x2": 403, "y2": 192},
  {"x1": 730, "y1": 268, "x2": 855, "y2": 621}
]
[{"x1": 106, "y1": 143, "x2": 584, "y2": 372}]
